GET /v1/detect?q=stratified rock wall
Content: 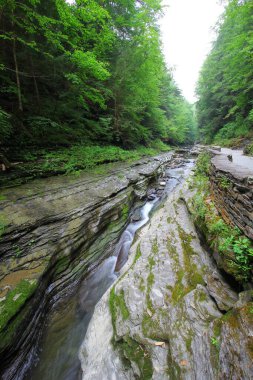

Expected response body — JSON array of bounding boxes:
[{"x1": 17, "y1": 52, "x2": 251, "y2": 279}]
[
  {"x1": 210, "y1": 153, "x2": 253, "y2": 239},
  {"x1": 0, "y1": 152, "x2": 173, "y2": 380}
]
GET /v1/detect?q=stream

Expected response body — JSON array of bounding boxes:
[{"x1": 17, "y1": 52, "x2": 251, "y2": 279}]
[{"x1": 25, "y1": 157, "x2": 194, "y2": 380}]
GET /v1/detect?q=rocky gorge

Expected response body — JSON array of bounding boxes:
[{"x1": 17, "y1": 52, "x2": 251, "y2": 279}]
[
  {"x1": 80, "y1": 147, "x2": 253, "y2": 380},
  {"x1": 0, "y1": 147, "x2": 253, "y2": 380},
  {"x1": 0, "y1": 152, "x2": 175, "y2": 379}
]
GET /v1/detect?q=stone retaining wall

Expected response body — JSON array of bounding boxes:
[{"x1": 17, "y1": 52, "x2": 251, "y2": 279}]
[{"x1": 210, "y1": 155, "x2": 253, "y2": 240}]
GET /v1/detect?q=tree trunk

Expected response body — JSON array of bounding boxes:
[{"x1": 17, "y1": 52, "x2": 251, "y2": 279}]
[
  {"x1": 0, "y1": 152, "x2": 11, "y2": 170},
  {"x1": 13, "y1": 37, "x2": 23, "y2": 112},
  {"x1": 30, "y1": 56, "x2": 41, "y2": 111}
]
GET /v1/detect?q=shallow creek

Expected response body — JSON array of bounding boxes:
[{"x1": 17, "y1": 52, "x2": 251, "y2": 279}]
[{"x1": 25, "y1": 159, "x2": 194, "y2": 380}]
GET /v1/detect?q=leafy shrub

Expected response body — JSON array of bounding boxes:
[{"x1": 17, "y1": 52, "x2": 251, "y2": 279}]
[
  {"x1": 219, "y1": 236, "x2": 253, "y2": 281},
  {"x1": 244, "y1": 143, "x2": 253, "y2": 156},
  {"x1": 218, "y1": 175, "x2": 231, "y2": 189},
  {"x1": 195, "y1": 152, "x2": 211, "y2": 176}
]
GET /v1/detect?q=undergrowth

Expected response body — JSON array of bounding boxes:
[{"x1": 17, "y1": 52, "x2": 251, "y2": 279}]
[
  {"x1": 244, "y1": 142, "x2": 253, "y2": 156},
  {"x1": 1, "y1": 141, "x2": 171, "y2": 188}
]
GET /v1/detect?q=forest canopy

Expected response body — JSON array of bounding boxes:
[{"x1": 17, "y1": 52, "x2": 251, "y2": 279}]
[
  {"x1": 196, "y1": 0, "x2": 253, "y2": 145},
  {"x1": 0, "y1": 0, "x2": 196, "y2": 159}
]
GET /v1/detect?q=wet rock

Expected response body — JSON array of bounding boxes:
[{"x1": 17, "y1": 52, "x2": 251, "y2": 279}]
[
  {"x1": 235, "y1": 290, "x2": 253, "y2": 307},
  {"x1": 217, "y1": 306, "x2": 253, "y2": 379},
  {"x1": 131, "y1": 209, "x2": 142, "y2": 222},
  {"x1": 80, "y1": 166, "x2": 250, "y2": 380},
  {"x1": 0, "y1": 151, "x2": 174, "y2": 379},
  {"x1": 175, "y1": 148, "x2": 189, "y2": 154},
  {"x1": 211, "y1": 146, "x2": 221, "y2": 151},
  {"x1": 147, "y1": 189, "x2": 156, "y2": 200},
  {"x1": 147, "y1": 194, "x2": 156, "y2": 201},
  {"x1": 206, "y1": 272, "x2": 238, "y2": 311},
  {"x1": 190, "y1": 145, "x2": 205, "y2": 156}
]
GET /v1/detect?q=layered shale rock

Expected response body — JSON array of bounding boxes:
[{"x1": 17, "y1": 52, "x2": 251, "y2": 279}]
[
  {"x1": 0, "y1": 152, "x2": 173, "y2": 379},
  {"x1": 210, "y1": 150, "x2": 253, "y2": 239}
]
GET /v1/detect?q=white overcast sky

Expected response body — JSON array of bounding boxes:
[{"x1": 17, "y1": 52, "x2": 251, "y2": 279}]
[{"x1": 160, "y1": 0, "x2": 225, "y2": 103}]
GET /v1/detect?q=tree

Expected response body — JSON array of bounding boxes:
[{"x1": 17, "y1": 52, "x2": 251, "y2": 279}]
[{"x1": 196, "y1": 0, "x2": 253, "y2": 144}]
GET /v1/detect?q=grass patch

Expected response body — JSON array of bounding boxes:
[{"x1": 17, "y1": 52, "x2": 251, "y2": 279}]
[{"x1": 0, "y1": 279, "x2": 38, "y2": 333}]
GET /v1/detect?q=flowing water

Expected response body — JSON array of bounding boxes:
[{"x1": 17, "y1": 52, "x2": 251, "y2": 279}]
[
  {"x1": 26, "y1": 197, "x2": 159, "y2": 380},
  {"x1": 26, "y1": 159, "x2": 194, "y2": 380}
]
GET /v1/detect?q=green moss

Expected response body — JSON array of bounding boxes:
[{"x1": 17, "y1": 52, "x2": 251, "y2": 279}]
[
  {"x1": 0, "y1": 279, "x2": 38, "y2": 333},
  {"x1": 139, "y1": 277, "x2": 145, "y2": 292},
  {"x1": 196, "y1": 288, "x2": 208, "y2": 302},
  {"x1": 54, "y1": 256, "x2": 70, "y2": 275},
  {"x1": 185, "y1": 334, "x2": 193, "y2": 352},
  {"x1": 167, "y1": 345, "x2": 183, "y2": 380},
  {"x1": 145, "y1": 246, "x2": 156, "y2": 312},
  {"x1": 141, "y1": 312, "x2": 167, "y2": 340},
  {"x1": 109, "y1": 287, "x2": 129, "y2": 323},
  {"x1": 133, "y1": 243, "x2": 142, "y2": 265},
  {"x1": 0, "y1": 304, "x2": 28, "y2": 350},
  {"x1": 167, "y1": 237, "x2": 178, "y2": 260},
  {"x1": 213, "y1": 319, "x2": 222, "y2": 338},
  {"x1": 169, "y1": 225, "x2": 205, "y2": 305},
  {"x1": 209, "y1": 319, "x2": 222, "y2": 370},
  {"x1": 178, "y1": 225, "x2": 194, "y2": 256},
  {"x1": 122, "y1": 203, "x2": 130, "y2": 217},
  {"x1": 152, "y1": 238, "x2": 158, "y2": 254},
  {"x1": 171, "y1": 270, "x2": 185, "y2": 304},
  {"x1": 120, "y1": 335, "x2": 153, "y2": 379}
]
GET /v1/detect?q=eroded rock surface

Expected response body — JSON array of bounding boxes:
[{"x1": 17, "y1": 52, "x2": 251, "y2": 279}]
[
  {"x1": 210, "y1": 148, "x2": 253, "y2": 240},
  {"x1": 80, "y1": 164, "x2": 253, "y2": 380},
  {"x1": 0, "y1": 152, "x2": 173, "y2": 379}
]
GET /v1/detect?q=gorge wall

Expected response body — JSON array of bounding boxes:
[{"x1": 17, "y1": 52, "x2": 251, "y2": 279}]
[
  {"x1": 210, "y1": 152, "x2": 253, "y2": 240},
  {"x1": 0, "y1": 152, "x2": 173, "y2": 380}
]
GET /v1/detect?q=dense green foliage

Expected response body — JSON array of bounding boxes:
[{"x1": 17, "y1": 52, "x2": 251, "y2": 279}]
[
  {"x1": 0, "y1": 0, "x2": 196, "y2": 162},
  {"x1": 196, "y1": 0, "x2": 253, "y2": 145}
]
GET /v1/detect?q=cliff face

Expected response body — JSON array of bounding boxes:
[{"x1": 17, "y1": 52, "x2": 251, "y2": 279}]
[
  {"x1": 210, "y1": 151, "x2": 253, "y2": 240},
  {"x1": 80, "y1": 158, "x2": 253, "y2": 380},
  {"x1": 0, "y1": 152, "x2": 173, "y2": 379}
]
